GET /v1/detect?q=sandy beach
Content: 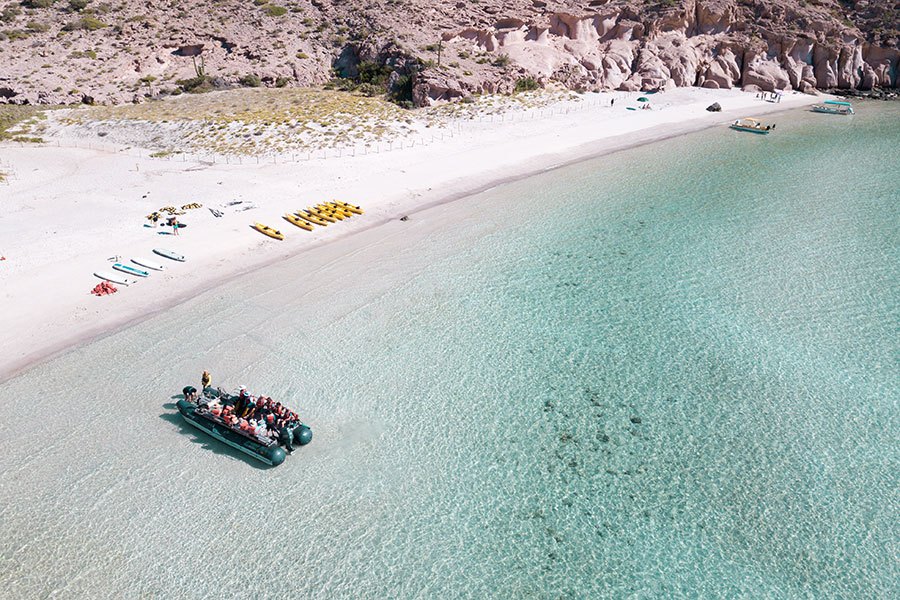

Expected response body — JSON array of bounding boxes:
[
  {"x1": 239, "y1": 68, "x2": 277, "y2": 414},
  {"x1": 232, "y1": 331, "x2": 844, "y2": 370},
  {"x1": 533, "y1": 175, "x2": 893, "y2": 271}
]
[{"x1": 0, "y1": 87, "x2": 819, "y2": 381}]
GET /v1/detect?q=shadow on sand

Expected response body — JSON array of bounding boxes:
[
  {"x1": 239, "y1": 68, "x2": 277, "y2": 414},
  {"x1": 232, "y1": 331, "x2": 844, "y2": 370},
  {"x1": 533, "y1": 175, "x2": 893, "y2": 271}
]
[{"x1": 161, "y1": 397, "x2": 272, "y2": 470}]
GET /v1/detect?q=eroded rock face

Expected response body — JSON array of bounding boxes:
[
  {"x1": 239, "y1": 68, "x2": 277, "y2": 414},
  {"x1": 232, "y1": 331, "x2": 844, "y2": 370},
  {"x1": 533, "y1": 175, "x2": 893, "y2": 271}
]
[{"x1": 0, "y1": 0, "x2": 895, "y2": 106}]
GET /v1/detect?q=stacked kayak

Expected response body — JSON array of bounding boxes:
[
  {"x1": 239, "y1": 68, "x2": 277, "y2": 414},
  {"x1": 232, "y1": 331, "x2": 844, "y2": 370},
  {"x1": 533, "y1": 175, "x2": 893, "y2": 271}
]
[{"x1": 259, "y1": 201, "x2": 364, "y2": 239}]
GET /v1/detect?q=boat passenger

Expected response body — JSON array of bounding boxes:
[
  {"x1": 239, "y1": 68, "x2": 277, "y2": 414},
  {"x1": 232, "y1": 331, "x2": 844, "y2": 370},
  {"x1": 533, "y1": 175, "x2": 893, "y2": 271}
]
[{"x1": 201, "y1": 370, "x2": 211, "y2": 390}]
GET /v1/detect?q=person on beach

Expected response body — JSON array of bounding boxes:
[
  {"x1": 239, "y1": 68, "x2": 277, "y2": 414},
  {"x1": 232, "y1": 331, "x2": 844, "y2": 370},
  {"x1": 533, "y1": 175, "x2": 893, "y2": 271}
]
[{"x1": 171, "y1": 216, "x2": 179, "y2": 236}]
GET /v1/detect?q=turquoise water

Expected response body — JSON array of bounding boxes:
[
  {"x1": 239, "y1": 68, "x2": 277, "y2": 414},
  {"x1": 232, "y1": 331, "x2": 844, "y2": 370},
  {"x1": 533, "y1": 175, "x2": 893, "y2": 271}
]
[{"x1": 0, "y1": 103, "x2": 897, "y2": 598}]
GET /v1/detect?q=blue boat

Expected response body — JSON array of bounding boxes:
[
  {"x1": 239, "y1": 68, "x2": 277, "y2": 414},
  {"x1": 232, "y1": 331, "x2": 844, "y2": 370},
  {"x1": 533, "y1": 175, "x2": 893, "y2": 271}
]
[{"x1": 811, "y1": 100, "x2": 854, "y2": 115}]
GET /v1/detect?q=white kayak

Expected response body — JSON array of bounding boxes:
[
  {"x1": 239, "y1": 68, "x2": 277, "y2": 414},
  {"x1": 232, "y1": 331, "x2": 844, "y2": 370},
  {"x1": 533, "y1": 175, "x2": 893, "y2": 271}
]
[
  {"x1": 153, "y1": 247, "x2": 185, "y2": 262},
  {"x1": 113, "y1": 262, "x2": 149, "y2": 277},
  {"x1": 94, "y1": 271, "x2": 133, "y2": 286},
  {"x1": 132, "y1": 257, "x2": 165, "y2": 271}
]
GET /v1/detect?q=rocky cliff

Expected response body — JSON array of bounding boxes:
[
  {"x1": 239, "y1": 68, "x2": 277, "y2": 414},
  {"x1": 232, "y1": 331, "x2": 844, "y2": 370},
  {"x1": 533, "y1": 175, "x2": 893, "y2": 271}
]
[{"x1": 0, "y1": 0, "x2": 896, "y2": 106}]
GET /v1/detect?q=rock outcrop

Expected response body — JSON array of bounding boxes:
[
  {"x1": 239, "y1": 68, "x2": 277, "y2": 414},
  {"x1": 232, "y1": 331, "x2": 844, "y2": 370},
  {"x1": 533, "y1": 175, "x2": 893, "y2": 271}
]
[{"x1": 0, "y1": 0, "x2": 896, "y2": 106}]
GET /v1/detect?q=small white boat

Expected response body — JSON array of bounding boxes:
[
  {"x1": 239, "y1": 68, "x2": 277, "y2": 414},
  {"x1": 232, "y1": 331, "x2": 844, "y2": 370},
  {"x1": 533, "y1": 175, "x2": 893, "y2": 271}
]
[
  {"x1": 94, "y1": 271, "x2": 132, "y2": 286},
  {"x1": 811, "y1": 100, "x2": 854, "y2": 115},
  {"x1": 132, "y1": 257, "x2": 165, "y2": 271},
  {"x1": 153, "y1": 248, "x2": 186, "y2": 262},
  {"x1": 730, "y1": 117, "x2": 775, "y2": 134},
  {"x1": 113, "y1": 262, "x2": 149, "y2": 277}
]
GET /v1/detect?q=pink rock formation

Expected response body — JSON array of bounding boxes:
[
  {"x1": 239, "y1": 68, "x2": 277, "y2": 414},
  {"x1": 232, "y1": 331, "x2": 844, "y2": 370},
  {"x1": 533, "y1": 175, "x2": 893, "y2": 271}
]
[{"x1": 0, "y1": 0, "x2": 895, "y2": 106}]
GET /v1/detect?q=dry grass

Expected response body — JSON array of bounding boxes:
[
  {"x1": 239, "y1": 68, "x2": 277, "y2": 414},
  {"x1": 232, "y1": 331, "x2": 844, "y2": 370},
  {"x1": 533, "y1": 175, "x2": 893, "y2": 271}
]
[
  {"x1": 50, "y1": 87, "x2": 587, "y2": 156},
  {"x1": 0, "y1": 105, "x2": 56, "y2": 142}
]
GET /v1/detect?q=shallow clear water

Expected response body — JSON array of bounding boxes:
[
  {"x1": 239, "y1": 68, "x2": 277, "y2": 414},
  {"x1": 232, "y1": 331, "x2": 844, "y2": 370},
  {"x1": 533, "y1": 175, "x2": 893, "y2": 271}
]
[{"x1": 1, "y1": 103, "x2": 898, "y2": 599}]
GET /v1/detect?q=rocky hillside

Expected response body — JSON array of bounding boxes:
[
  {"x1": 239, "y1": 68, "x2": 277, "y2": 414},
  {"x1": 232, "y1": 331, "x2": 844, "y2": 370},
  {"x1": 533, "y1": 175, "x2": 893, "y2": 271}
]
[{"x1": 0, "y1": 0, "x2": 896, "y2": 106}]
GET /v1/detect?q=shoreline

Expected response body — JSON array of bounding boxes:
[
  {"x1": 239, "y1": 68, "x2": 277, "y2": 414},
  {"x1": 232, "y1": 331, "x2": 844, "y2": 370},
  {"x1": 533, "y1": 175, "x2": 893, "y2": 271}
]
[{"x1": 0, "y1": 88, "x2": 822, "y2": 383}]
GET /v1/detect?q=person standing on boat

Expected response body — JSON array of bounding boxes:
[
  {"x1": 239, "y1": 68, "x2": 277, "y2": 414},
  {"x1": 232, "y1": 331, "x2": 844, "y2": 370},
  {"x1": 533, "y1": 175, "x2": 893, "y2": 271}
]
[{"x1": 279, "y1": 423, "x2": 295, "y2": 455}]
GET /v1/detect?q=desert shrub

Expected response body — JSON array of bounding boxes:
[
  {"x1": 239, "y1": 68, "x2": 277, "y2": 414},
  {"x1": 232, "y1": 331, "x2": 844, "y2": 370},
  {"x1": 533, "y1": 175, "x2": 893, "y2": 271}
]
[
  {"x1": 275, "y1": 76, "x2": 290, "y2": 88},
  {"x1": 68, "y1": 0, "x2": 90, "y2": 10},
  {"x1": 239, "y1": 74, "x2": 261, "y2": 87},
  {"x1": 23, "y1": 0, "x2": 56, "y2": 8},
  {"x1": 176, "y1": 75, "x2": 214, "y2": 93},
  {"x1": 1, "y1": 29, "x2": 29, "y2": 40},
  {"x1": 1, "y1": 6, "x2": 21, "y2": 22},
  {"x1": 62, "y1": 16, "x2": 107, "y2": 30},
  {"x1": 263, "y1": 4, "x2": 287, "y2": 16},
  {"x1": 493, "y1": 54, "x2": 511, "y2": 68},
  {"x1": 514, "y1": 77, "x2": 540, "y2": 93},
  {"x1": 26, "y1": 20, "x2": 49, "y2": 32},
  {"x1": 356, "y1": 82, "x2": 380, "y2": 97},
  {"x1": 357, "y1": 61, "x2": 391, "y2": 85}
]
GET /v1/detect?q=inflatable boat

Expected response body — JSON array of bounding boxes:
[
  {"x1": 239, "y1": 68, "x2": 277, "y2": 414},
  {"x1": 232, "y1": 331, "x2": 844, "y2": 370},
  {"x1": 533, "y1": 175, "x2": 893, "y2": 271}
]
[{"x1": 176, "y1": 387, "x2": 312, "y2": 466}]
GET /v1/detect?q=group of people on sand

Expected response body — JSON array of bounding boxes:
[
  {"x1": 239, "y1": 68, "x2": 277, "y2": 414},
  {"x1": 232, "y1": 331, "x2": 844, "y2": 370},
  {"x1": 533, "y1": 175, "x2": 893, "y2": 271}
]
[{"x1": 191, "y1": 371, "x2": 302, "y2": 453}]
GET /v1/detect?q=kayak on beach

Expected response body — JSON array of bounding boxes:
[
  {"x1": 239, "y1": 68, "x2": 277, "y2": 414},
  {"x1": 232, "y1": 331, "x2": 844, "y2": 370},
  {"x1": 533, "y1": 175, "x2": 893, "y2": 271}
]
[{"x1": 252, "y1": 222, "x2": 285, "y2": 240}]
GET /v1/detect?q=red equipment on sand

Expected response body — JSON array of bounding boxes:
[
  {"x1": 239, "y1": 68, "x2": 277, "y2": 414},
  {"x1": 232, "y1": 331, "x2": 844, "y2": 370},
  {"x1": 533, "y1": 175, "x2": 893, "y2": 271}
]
[{"x1": 91, "y1": 281, "x2": 118, "y2": 296}]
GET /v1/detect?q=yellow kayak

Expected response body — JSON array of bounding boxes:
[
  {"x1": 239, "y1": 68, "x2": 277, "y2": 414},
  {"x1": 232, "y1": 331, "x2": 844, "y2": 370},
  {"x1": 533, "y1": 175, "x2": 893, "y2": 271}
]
[
  {"x1": 283, "y1": 213, "x2": 314, "y2": 231},
  {"x1": 320, "y1": 203, "x2": 352, "y2": 218},
  {"x1": 252, "y1": 222, "x2": 284, "y2": 240},
  {"x1": 335, "y1": 201, "x2": 363, "y2": 215},
  {"x1": 316, "y1": 205, "x2": 346, "y2": 220},
  {"x1": 307, "y1": 208, "x2": 337, "y2": 223},
  {"x1": 297, "y1": 210, "x2": 328, "y2": 226}
]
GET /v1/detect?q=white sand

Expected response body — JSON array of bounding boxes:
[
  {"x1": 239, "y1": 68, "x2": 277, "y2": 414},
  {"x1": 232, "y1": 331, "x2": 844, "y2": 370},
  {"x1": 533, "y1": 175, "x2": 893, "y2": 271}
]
[{"x1": 0, "y1": 88, "x2": 819, "y2": 380}]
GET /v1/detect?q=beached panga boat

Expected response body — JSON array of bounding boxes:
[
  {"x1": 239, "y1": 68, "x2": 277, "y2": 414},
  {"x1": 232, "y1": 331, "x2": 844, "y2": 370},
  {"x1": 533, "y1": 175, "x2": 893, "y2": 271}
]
[
  {"x1": 811, "y1": 100, "x2": 854, "y2": 115},
  {"x1": 252, "y1": 222, "x2": 285, "y2": 240},
  {"x1": 729, "y1": 117, "x2": 775, "y2": 134},
  {"x1": 176, "y1": 388, "x2": 312, "y2": 466},
  {"x1": 283, "y1": 213, "x2": 314, "y2": 231}
]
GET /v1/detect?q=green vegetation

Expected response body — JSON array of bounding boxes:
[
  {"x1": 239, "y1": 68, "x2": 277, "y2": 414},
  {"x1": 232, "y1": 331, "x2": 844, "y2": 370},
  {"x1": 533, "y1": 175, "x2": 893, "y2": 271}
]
[
  {"x1": 1, "y1": 6, "x2": 21, "y2": 23},
  {"x1": 0, "y1": 29, "x2": 29, "y2": 41},
  {"x1": 514, "y1": 77, "x2": 540, "y2": 93},
  {"x1": 69, "y1": 49, "x2": 98, "y2": 59},
  {"x1": 22, "y1": 0, "x2": 56, "y2": 8},
  {"x1": 239, "y1": 74, "x2": 262, "y2": 87},
  {"x1": 263, "y1": 4, "x2": 287, "y2": 17},
  {"x1": 0, "y1": 105, "x2": 51, "y2": 141},
  {"x1": 175, "y1": 75, "x2": 215, "y2": 93},
  {"x1": 492, "y1": 54, "x2": 511, "y2": 68},
  {"x1": 25, "y1": 21, "x2": 49, "y2": 32},
  {"x1": 68, "y1": 0, "x2": 91, "y2": 10},
  {"x1": 62, "y1": 16, "x2": 107, "y2": 30}
]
